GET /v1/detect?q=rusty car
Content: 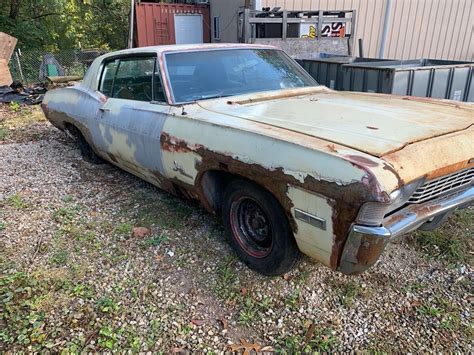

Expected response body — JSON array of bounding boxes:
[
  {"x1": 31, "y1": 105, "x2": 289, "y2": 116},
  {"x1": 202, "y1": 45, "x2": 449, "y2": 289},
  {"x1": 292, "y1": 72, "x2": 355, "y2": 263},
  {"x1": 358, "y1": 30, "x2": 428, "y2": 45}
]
[{"x1": 42, "y1": 44, "x2": 474, "y2": 276}]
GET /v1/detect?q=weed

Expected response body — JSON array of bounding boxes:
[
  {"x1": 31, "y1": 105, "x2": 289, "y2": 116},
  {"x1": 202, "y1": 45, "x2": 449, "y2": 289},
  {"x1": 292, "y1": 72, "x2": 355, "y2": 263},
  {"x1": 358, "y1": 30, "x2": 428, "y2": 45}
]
[
  {"x1": 114, "y1": 222, "x2": 133, "y2": 235},
  {"x1": 0, "y1": 126, "x2": 8, "y2": 140},
  {"x1": 6, "y1": 194, "x2": 28, "y2": 209},
  {"x1": 0, "y1": 271, "x2": 70, "y2": 349},
  {"x1": 96, "y1": 295, "x2": 120, "y2": 313},
  {"x1": 214, "y1": 256, "x2": 239, "y2": 301},
  {"x1": 418, "y1": 302, "x2": 442, "y2": 318},
  {"x1": 258, "y1": 296, "x2": 274, "y2": 312},
  {"x1": 275, "y1": 323, "x2": 339, "y2": 352},
  {"x1": 62, "y1": 195, "x2": 74, "y2": 203},
  {"x1": 338, "y1": 280, "x2": 362, "y2": 307},
  {"x1": 238, "y1": 297, "x2": 257, "y2": 325},
  {"x1": 9, "y1": 101, "x2": 21, "y2": 112},
  {"x1": 50, "y1": 249, "x2": 68, "y2": 266},
  {"x1": 98, "y1": 325, "x2": 119, "y2": 350},
  {"x1": 181, "y1": 323, "x2": 192, "y2": 335},
  {"x1": 0, "y1": 220, "x2": 6, "y2": 230},
  {"x1": 146, "y1": 319, "x2": 163, "y2": 348},
  {"x1": 71, "y1": 283, "x2": 94, "y2": 299},
  {"x1": 142, "y1": 233, "x2": 168, "y2": 248},
  {"x1": 52, "y1": 204, "x2": 81, "y2": 224},
  {"x1": 284, "y1": 287, "x2": 301, "y2": 311}
]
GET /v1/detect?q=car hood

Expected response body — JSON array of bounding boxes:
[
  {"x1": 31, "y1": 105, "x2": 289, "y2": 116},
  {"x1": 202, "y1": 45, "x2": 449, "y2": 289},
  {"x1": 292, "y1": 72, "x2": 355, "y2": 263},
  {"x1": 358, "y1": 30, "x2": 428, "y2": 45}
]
[{"x1": 198, "y1": 87, "x2": 474, "y2": 157}]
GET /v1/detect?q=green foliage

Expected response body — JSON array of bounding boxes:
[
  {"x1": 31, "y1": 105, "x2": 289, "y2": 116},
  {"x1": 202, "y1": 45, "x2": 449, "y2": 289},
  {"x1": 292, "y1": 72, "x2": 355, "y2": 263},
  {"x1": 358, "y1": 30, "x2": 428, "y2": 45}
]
[
  {"x1": 96, "y1": 295, "x2": 120, "y2": 313},
  {"x1": 0, "y1": 0, "x2": 131, "y2": 51},
  {"x1": 410, "y1": 209, "x2": 473, "y2": 265},
  {"x1": 9, "y1": 101, "x2": 21, "y2": 112},
  {"x1": 114, "y1": 222, "x2": 133, "y2": 235}
]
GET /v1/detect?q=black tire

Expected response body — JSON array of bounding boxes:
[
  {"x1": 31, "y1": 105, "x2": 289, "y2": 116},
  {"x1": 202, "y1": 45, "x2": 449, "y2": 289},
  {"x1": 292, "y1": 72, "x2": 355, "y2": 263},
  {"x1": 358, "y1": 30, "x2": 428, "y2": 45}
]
[
  {"x1": 222, "y1": 179, "x2": 301, "y2": 276},
  {"x1": 77, "y1": 134, "x2": 103, "y2": 164}
]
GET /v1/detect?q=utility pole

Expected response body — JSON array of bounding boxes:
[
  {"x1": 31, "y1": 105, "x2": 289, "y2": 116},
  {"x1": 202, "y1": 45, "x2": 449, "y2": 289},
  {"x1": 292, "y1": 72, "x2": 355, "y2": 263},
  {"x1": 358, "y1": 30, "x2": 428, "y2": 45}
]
[
  {"x1": 128, "y1": 0, "x2": 135, "y2": 48},
  {"x1": 378, "y1": 0, "x2": 392, "y2": 58}
]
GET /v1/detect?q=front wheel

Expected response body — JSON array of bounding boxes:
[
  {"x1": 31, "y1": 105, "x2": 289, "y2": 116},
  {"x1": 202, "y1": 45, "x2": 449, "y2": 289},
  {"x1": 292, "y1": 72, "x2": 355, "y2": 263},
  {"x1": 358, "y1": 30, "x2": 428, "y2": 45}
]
[{"x1": 222, "y1": 180, "x2": 301, "y2": 276}]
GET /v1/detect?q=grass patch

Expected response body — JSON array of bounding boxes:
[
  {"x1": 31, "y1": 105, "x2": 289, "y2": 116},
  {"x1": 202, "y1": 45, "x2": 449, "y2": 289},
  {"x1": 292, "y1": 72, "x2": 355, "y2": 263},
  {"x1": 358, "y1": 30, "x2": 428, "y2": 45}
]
[
  {"x1": 276, "y1": 322, "x2": 339, "y2": 352},
  {"x1": 213, "y1": 255, "x2": 239, "y2": 301},
  {"x1": 142, "y1": 233, "x2": 167, "y2": 248},
  {"x1": 131, "y1": 190, "x2": 194, "y2": 229},
  {"x1": 52, "y1": 204, "x2": 82, "y2": 224},
  {"x1": 326, "y1": 277, "x2": 363, "y2": 308},
  {"x1": 0, "y1": 270, "x2": 72, "y2": 349},
  {"x1": 49, "y1": 249, "x2": 68, "y2": 266},
  {"x1": 114, "y1": 222, "x2": 133, "y2": 235},
  {"x1": 0, "y1": 126, "x2": 8, "y2": 140},
  {"x1": 96, "y1": 295, "x2": 120, "y2": 314},
  {"x1": 409, "y1": 209, "x2": 473, "y2": 265},
  {"x1": 5, "y1": 194, "x2": 29, "y2": 209}
]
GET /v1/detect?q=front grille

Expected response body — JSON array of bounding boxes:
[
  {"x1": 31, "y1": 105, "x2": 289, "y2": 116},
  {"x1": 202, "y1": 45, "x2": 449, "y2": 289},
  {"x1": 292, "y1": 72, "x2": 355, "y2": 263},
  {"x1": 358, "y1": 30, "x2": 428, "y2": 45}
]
[{"x1": 407, "y1": 167, "x2": 474, "y2": 204}]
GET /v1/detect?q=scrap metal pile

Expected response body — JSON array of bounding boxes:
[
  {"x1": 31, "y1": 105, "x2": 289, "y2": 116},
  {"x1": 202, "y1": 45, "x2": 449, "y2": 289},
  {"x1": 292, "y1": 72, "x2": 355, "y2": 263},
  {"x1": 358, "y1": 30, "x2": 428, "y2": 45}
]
[{"x1": 0, "y1": 82, "x2": 47, "y2": 105}]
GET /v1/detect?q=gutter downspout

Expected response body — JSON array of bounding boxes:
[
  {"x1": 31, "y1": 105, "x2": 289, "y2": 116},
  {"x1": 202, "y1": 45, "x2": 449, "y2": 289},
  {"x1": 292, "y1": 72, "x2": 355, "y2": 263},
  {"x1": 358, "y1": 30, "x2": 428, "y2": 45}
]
[
  {"x1": 378, "y1": 0, "x2": 392, "y2": 58},
  {"x1": 128, "y1": 0, "x2": 135, "y2": 49}
]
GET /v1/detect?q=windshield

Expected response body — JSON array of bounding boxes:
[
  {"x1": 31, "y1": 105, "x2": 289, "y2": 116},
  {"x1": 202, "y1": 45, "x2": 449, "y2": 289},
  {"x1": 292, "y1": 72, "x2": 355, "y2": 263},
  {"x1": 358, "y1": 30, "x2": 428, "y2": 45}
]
[{"x1": 165, "y1": 49, "x2": 318, "y2": 103}]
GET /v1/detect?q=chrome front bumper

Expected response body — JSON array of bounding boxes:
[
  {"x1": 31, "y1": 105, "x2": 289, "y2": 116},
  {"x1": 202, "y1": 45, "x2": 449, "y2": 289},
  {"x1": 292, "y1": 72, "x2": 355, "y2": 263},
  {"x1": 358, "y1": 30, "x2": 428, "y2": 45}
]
[{"x1": 338, "y1": 186, "x2": 474, "y2": 275}]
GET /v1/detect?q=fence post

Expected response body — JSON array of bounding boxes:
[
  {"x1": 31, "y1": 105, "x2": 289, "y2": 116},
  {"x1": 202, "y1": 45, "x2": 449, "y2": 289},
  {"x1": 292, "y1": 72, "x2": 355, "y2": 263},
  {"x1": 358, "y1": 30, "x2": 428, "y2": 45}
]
[{"x1": 15, "y1": 50, "x2": 25, "y2": 83}]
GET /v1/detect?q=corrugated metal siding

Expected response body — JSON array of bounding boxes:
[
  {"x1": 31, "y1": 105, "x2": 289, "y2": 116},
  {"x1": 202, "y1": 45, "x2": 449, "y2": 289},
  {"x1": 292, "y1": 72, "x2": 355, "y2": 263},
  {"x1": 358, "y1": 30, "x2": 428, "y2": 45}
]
[{"x1": 261, "y1": 0, "x2": 473, "y2": 60}]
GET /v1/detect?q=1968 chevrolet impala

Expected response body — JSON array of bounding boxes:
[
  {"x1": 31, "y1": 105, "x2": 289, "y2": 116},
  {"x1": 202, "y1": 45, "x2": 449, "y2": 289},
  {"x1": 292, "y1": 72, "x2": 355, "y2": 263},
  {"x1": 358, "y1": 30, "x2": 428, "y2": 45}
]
[{"x1": 42, "y1": 44, "x2": 473, "y2": 275}]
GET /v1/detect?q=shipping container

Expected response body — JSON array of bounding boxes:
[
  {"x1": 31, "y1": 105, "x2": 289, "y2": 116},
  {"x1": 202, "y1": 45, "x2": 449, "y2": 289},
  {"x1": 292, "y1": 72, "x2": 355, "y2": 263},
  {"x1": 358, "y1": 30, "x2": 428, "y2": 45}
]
[
  {"x1": 340, "y1": 59, "x2": 474, "y2": 102},
  {"x1": 135, "y1": 2, "x2": 210, "y2": 47}
]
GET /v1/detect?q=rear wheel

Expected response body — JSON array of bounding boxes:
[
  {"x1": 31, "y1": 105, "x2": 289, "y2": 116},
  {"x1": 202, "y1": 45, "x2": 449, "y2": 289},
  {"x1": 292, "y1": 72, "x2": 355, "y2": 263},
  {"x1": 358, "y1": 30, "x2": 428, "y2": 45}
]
[
  {"x1": 71, "y1": 128, "x2": 102, "y2": 164},
  {"x1": 222, "y1": 180, "x2": 301, "y2": 276}
]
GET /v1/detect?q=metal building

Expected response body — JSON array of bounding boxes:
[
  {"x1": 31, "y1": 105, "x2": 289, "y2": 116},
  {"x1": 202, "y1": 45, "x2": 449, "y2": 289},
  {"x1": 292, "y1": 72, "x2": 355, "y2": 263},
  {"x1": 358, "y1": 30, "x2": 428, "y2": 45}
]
[{"x1": 209, "y1": 0, "x2": 473, "y2": 61}]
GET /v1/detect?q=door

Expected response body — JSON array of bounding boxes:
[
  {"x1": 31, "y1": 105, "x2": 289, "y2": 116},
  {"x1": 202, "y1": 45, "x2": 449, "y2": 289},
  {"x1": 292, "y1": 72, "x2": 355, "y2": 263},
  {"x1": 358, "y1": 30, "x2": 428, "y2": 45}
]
[
  {"x1": 94, "y1": 55, "x2": 170, "y2": 185},
  {"x1": 174, "y1": 14, "x2": 203, "y2": 44}
]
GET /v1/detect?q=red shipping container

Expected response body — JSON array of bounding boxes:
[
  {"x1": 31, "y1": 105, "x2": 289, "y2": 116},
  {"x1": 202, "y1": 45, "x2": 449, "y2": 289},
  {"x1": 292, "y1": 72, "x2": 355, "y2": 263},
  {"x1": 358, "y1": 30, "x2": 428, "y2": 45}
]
[{"x1": 135, "y1": 2, "x2": 211, "y2": 47}]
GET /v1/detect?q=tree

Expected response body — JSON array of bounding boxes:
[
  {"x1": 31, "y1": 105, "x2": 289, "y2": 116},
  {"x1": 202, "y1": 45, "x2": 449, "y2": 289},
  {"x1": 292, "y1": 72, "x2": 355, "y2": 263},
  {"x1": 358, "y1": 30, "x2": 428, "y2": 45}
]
[{"x1": 0, "y1": 0, "x2": 131, "y2": 50}]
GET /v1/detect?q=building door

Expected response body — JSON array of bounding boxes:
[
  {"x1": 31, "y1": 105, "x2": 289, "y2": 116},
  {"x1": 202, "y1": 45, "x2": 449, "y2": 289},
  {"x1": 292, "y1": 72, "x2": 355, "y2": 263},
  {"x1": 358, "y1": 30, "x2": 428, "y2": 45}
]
[{"x1": 174, "y1": 14, "x2": 203, "y2": 44}]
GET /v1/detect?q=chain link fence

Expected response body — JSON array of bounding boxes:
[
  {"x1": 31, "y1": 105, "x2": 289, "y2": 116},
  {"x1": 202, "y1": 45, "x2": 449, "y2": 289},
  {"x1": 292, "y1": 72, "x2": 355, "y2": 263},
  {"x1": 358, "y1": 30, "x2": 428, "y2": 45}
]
[{"x1": 8, "y1": 49, "x2": 108, "y2": 85}]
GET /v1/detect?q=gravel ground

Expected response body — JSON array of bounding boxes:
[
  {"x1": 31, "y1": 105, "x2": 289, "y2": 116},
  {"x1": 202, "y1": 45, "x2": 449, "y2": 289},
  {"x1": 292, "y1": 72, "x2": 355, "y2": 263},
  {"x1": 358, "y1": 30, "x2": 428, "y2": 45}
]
[{"x1": 0, "y1": 105, "x2": 472, "y2": 352}]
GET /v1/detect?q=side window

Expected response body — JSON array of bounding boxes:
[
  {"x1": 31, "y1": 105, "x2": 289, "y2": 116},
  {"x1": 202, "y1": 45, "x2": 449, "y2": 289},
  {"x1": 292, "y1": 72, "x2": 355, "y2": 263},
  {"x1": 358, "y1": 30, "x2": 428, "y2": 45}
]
[
  {"x1": 112, "y1": 57, "x2": 155, "y2": 101},
  {"x1": 154, "y1": 60, "x2": 166, "y2": 102},
  {"x1": 99, "y1": 56, "x2": 156, "y2": 102},
  {"x1": 100, "y1": 60, "x2": 119, "y2": 96}
]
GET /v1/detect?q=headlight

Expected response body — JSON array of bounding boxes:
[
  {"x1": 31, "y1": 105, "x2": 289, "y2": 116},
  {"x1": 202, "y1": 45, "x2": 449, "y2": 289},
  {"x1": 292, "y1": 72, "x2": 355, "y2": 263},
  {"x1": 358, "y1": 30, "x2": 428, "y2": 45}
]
[{"x1": 356, "y1": 178, "x2": 425, "y2": 226}]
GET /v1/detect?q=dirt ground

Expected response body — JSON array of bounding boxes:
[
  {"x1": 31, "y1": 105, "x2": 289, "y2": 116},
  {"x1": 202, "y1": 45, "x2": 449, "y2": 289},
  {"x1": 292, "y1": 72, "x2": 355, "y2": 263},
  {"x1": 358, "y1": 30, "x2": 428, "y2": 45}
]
[{"x1": 0, "y1": 104, "x2": 472, "y2": 352}]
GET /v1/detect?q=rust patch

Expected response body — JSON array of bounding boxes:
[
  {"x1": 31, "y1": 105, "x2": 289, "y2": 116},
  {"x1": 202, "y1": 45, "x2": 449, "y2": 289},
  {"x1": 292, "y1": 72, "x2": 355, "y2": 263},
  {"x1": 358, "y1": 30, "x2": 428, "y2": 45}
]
[
  {"x1": 327, "y1": 144, "x2": 338, "y2": 153},
  {"x1": 401, "y1": 95, "x2": 464, "y2": 109},
  {"x1": 158, "y1": 133, "x2": 388, "y2": 270},
  {"x1": 425, "y1": 160, "x2": 473, "y2": 180},
  {"x1": 160, "y1": 132, "x2": 203, "y2": 153},
  {"x1": 382, "y1": 161, "x2": 404, "y2": 188},
  {"x1": 227, "y1": 87, "x2": 328, "y2": 105},
  {"x1": 345, "y1": 155, "x2": 379, "y2": 168},
  {"x1": 95, "y1": 91, "x2": 108, "y2": 103},
  {"x1": 354, "y1": 235, "x2": 387, "y2": 272}
]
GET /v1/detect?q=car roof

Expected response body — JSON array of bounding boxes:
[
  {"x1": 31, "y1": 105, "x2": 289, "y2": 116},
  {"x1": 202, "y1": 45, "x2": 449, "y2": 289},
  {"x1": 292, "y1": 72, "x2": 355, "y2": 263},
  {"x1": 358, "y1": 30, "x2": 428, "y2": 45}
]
[{"x1": 99, "y1": 43, "x2": 278, "y2": 59}]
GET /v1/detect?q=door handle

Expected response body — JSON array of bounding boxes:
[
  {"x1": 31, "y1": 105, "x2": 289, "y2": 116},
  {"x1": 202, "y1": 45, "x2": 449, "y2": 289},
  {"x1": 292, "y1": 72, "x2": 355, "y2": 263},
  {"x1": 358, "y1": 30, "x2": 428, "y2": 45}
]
[{"x1": 99, "y1": 107, "x2": 110, "y2": 112}]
